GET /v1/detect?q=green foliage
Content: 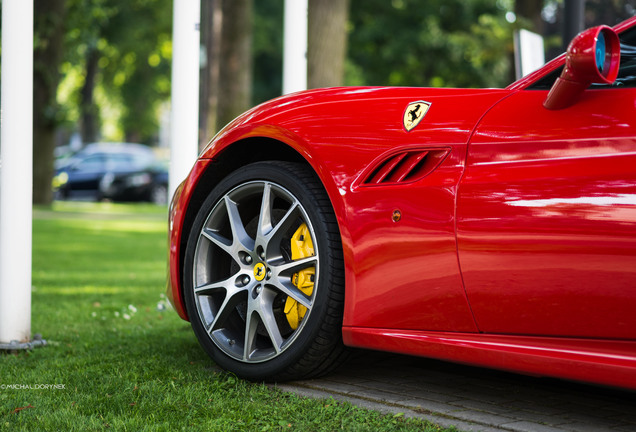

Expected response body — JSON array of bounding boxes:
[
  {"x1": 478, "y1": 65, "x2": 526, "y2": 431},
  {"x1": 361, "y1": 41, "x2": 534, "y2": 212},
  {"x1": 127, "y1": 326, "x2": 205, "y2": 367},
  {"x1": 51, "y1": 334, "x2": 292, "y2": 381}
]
[
  {"x1": 33, "y1": 0, "x2": 67, "y2": 130},
  {"x1": 347, "y1": 0, "x2": 514, "y2": 88},
  {"x1": 253, "y1": 0, "x2": 284, "y2": 105},
  {"x1": 60, "y1": 0, "x2": 172, "y2": 144},
  {"x1": 250, "y1": 0, "x2": 514, "y2": 104},
  {"x1": 0, "y1": 203, "x2": 455, "y2": 431},
  {"x1": 98, "y1": 0, "x2": 172, "y2": 143},
  {"x1": 53, "y1": 0, "x2": 516, "y2": 146}
]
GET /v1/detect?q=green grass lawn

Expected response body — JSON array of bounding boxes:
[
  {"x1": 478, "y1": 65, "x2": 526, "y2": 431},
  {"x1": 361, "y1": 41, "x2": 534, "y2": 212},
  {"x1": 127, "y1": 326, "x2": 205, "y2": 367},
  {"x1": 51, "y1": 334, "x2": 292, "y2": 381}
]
[{"x1": 1, "y1": 202, "x2": 453, "y2": 431}]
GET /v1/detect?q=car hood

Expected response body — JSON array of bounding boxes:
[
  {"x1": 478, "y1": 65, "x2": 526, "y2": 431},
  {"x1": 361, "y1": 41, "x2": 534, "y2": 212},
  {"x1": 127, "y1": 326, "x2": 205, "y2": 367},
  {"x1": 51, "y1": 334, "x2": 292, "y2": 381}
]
[{"x1": 202, "y1": 86, "x2": 510, "y2": 157}]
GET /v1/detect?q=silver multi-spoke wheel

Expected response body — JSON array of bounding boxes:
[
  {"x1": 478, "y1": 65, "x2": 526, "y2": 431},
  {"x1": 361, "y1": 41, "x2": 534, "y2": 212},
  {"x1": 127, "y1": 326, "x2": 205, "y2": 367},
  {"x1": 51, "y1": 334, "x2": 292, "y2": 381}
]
[
  {"x1": 184, "y1": 162, "x2": 347, "y2": 381},
  {"x1": 193, "y1": 180, "x2": 318, "y2": 362}
]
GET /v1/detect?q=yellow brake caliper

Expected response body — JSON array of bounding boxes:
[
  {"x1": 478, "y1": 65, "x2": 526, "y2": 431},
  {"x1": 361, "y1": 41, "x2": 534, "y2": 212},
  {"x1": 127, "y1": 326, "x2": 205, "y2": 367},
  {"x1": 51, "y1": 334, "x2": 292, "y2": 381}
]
[{"x1": 284, "y1": 223, "x2": 315, "y2": 330}]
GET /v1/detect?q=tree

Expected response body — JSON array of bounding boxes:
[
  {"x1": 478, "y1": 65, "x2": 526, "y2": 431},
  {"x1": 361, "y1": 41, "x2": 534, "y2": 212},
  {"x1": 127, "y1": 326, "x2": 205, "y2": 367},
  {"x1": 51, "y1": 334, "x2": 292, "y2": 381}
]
[
  {"x1": 200, "y1": 0, "x2": 353, "y2": 142},
  {"x1": 33, "y1": 0, "x2": 66, "y2": 205},
  {"x1": 347, "y1": 0, "x2": 513, "y2": 88},
  {"x1": 79, "y1": 47, "x2": 100, "y2": 143},
  {"x1": 199, "y1": 0, "x2": 254, "y2": 143},
  {"x1": 200, "y1": 0, "x2": 224, "y2": 145},
  {"x1": 62, "y1": 0, "x2": 172, "y2": 145},
  {"x1": 217, "y1": 0, "x2": 254, "y2": 131},
  {"x1": 516, "y1": 0, "x2": 636, "y2": 61},
  {"x1": 99, "y1": 0, "x2": 172, "y2": 144},
  {"x1": 515, "y1": 0, "x2": 544, "y2": 35},
  {"x1": 30, "y1": 0, "x2": 173, "y2": 203},
  {"x1": 252, "y1": 0, "x2": 283, "y2": 105},
  {"x1": 64, "y1": 0, "x2": 113, "y2": 144},
  {"x1": 584, "y1": 0, "x2": 636, "y2": 27},
  {"x1": 308, "y1": 0, "x2": 350, "y2": 88}
]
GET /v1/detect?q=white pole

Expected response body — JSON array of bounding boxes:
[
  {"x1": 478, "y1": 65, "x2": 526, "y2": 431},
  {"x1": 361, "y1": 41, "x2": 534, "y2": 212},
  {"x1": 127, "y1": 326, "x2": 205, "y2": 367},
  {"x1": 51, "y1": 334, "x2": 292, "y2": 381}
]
[
  {"x1": 169, "y1": 0, "x2": 201, "y2": 201},
  {"x1": 0, "y1": 0, "x2": 34, "y2": 344},
  {"x1": 283, "y1": 0, "x2": 308, "y2": 94}
]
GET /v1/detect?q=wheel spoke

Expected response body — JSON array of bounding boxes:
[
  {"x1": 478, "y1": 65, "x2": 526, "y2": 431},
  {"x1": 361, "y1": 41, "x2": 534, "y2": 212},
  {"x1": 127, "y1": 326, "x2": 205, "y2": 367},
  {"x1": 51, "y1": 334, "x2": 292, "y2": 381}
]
[
  {"x1": 270, "y1": 279, "x2": 312, "y2": 309},
  {"x1": 194, "y1": 273, "x2": 248, "y2": 332},
  {"x1": 243, "y1": 310, "x2": 260, "y2": 360},
  {"x1": 269, "y1": 250, "x2": 317, "y2": 310},
  {"x1": 262, "y1": 202, "x2": 301, "y2": 247},
  {"x1": 257, "y1": 288, "x2": 284, "y2": 353},
  {"x1": 273, "y1": 255, "x2": 317, "y2": 275},
  {"x1": 257, "y1": 183, "x2": 274, "y2": 238},
  {"x1": 207, "y1": 288, "x2": 245, "y2": 334},
  {"x1": 193, "y1": 274, "x2": 236, "y2": 296},
  {"x1": 225, "y1": 195, "x2": 255, "y2": 251},
  {"x1": 201, "y1": 228, "x2": 233, "y2": 255}
]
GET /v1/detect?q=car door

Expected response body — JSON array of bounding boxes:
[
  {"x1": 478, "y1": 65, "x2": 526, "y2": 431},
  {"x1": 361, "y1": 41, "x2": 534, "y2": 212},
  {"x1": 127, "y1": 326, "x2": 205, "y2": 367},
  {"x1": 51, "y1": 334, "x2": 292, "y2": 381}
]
[
  {"x1": 67, "y1": 153, "x2": 107, "y2": 198},
  {"x1": 457, "y1": 45, "x2": 636, "y2": 340}
]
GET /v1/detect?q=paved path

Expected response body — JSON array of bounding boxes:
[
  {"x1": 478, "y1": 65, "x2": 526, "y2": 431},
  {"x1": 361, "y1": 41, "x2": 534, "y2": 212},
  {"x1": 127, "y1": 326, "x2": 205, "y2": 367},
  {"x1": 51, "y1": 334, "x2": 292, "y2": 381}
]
[{"x1": 275, "y1": 350, "x2": 636, "y2": 432}]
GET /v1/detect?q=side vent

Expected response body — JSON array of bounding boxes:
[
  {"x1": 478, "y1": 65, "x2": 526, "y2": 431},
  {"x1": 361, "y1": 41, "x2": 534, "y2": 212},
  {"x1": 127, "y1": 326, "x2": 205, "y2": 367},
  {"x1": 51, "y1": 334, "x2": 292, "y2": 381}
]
[{"x1": 362, "y1": 148, "x2": 450, "y2": 186}]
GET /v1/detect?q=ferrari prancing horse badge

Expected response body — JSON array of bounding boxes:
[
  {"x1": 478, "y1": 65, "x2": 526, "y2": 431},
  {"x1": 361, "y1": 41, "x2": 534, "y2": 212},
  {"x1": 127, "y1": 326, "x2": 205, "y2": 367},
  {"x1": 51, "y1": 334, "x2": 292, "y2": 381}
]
[{"x1": 403, "y1": 101, "x2": 431, "y2": 132}]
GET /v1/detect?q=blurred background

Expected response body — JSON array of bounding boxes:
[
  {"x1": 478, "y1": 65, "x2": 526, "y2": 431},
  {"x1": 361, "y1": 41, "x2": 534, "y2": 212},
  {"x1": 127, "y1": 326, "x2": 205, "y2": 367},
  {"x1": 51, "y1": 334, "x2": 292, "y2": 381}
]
[{"x1": 1, "y1": 0, "x2": 635, "y2": 206}]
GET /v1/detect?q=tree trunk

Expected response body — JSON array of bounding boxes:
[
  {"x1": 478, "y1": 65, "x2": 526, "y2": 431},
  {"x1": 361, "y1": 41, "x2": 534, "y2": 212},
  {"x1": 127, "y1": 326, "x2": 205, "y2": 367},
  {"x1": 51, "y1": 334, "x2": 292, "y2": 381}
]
[
  {"x1": 308, "y1": 0, "x2": 350, "y2": 89},
  {"x1": 200, "y1": 0, "x2": 224, "y2": 148},
  {"x1": 563, "y1": 0, "x2": 585, "y2": 50},
  {"x1": 80, "y1": 47, "x2": 100, "y2": 144},
  {"x1": 515, "y1": 0, "x2": 544, "y2": 34},
  {"x1": 33, "y1": 0, "x2": 66, "y2": 205},
  {"x1": 216, "y1": 0, "x2": 253, "y2": 130}
]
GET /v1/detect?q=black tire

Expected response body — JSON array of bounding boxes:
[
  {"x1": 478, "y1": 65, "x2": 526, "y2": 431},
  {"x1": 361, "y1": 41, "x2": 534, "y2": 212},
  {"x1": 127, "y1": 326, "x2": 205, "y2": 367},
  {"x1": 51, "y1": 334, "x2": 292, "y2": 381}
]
[
  {"x1": 150, "y1": 184, "x2": 168, "y2": 205},
  {"x1": 54, "y1": 187, "x2": 68, "y2": 201},
  {"x1": 183, "y1": 161, "x2": 348, "y2": 381}
]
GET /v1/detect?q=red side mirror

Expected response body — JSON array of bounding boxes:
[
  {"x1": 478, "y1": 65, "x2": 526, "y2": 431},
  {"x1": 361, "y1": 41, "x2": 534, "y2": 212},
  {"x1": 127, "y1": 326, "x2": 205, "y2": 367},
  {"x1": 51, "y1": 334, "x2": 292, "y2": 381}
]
[{"x1": 544, "y1": 25, "x2": 620, "y2": 110}]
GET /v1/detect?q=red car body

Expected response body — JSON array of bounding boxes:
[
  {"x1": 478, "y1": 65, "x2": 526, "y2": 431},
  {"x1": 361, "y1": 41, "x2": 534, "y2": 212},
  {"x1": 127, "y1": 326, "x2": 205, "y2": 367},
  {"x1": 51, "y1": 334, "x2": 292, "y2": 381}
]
[{"x1": 168, "y1": 17, "x2": 636, "y2": 389}]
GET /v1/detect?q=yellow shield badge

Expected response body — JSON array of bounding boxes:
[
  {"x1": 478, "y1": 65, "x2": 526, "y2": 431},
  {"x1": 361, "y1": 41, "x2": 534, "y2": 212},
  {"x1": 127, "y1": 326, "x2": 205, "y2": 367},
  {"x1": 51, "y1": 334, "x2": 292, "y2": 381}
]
[{"x1": 403, "y1": 101, "x2": 431, "y2": 132}]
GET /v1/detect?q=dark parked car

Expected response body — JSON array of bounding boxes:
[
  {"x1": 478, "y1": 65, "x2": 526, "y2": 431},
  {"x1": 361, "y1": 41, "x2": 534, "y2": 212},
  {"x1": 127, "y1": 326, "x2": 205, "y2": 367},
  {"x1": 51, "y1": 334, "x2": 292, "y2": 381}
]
[{"x1": 53, "y1": 143, "x2": 168, "y2": 204}]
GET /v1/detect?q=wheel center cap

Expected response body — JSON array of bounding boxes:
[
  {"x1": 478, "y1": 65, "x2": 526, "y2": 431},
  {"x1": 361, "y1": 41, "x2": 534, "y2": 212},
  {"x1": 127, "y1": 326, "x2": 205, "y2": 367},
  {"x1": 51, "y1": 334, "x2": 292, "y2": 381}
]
[{"x1": 253, "y1": 262, "x2": 267, "y2": 281}]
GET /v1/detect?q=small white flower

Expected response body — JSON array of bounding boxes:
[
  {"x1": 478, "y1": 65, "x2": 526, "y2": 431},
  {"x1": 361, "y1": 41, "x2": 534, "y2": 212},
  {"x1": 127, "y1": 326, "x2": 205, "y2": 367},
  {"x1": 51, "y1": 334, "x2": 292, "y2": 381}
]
[
  {"x1": 128, "y1": 305, "x2": 138, "y2": 313},
  {"x1": 123, "y1": 314, "x2": 131, "y2": 320}
]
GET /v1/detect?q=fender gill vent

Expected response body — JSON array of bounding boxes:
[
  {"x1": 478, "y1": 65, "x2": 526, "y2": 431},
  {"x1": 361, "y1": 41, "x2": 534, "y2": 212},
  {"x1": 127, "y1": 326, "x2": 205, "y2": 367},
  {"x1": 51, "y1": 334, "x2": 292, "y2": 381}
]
[{"x1": 362, "y1": 149, "x2": 449, "y2": 185}]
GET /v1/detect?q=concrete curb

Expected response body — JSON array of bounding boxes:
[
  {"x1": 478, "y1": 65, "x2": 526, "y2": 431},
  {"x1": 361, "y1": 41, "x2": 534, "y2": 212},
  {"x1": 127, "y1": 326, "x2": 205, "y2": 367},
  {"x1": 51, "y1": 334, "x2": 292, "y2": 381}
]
[
  {"x1": 273, "y1": 350, "x2": 636, "y2": 432},
  {"x1": 273, "y1": 382, "x2": 506, "y2": 432}
]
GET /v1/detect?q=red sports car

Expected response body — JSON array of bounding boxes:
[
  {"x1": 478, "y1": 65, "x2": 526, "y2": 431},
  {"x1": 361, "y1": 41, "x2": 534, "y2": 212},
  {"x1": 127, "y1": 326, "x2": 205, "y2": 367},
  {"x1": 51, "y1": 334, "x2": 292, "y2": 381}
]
[{"x1": 168, "y1": 17, "x2": 636, "y2": 388}]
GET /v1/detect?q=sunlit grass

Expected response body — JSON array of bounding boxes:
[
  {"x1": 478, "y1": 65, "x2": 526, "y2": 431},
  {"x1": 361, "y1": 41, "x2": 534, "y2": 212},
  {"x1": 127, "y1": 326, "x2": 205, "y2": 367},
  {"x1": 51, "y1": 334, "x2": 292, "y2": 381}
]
[{"x1": 0, "y1": 203, "x2": 453, "y2": 431}]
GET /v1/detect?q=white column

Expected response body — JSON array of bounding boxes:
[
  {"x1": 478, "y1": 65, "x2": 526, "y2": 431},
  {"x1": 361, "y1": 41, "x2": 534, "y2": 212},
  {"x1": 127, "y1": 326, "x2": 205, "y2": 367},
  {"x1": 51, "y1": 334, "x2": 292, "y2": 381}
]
[
  {"x1": 283, "y1": 0, "x2": 308, "y2": 94},
  {"x1": 169, "y1": 0, "x2": 201, "y2": 201},
  {"x1": 0, "y1": 0, "x2": 34, "y2": 344}
]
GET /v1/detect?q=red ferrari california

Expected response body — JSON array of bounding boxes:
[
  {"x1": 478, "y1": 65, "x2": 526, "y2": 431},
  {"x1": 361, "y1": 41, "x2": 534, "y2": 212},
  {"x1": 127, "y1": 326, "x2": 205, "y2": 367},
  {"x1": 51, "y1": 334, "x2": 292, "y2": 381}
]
[{"x1": 167, "y1": 17, "x2": 636, "y2": 389}]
